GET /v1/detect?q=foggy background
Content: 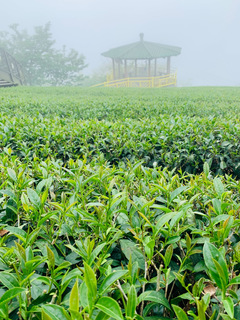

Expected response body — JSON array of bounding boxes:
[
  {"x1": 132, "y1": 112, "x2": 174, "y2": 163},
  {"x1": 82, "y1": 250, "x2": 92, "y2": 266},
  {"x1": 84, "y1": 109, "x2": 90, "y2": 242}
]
[{"x1": 1, "y1": 0, "x2": 239, "y2": 86}]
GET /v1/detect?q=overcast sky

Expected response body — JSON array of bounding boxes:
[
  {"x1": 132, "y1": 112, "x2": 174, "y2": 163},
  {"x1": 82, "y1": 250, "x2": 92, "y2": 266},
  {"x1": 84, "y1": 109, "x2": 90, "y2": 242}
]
[{"x1": 1, "y1": 0, "x2": 240, "y2": 86}]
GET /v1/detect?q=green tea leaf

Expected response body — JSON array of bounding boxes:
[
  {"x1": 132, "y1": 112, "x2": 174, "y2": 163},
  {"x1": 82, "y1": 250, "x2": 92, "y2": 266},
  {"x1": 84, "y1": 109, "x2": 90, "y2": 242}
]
[
  {"x1": 120, "y1": 239, "x2": 145, "y2": 270},
  {"x1": 203, "y1": 242, "x2": 228, "y2": 289},
  {"x1": 137, "y1": 290, "x2": 171, "y2": 310},
  {"x1": 213, "y1": 258, "x2": 228, "y2": 289},
  {"x1": 213, "y1": 177, "x2": 224, "y2": 198},
  {"x1": 0, "y1": 287, "x2": 25, "y2": 306},
  {"x1": 219, "y1": 314, "x2": 234, "y2": 320},
  {"x1": 79, "y1": 282, "x2": 88, "y2": 309},
  {"x1": 203, "y1": 161, "x2": 210, "y2": 177},
  {"x1": 88, "y1": 242, "x2": 106, "y2": 266},
  {"x1": 126, "y1": 285, "x2": 137, "y2": 318},
  {"x1": 212, "y1": 198, "x2": 222, "y2": 215},
  {"x1": 42, "y1": 305, "x2": 70, "y2": 320},
  {"x1": 96, "y1": 296, "x2": 123, "y2": 320},
  {"x1": 46, "y1": 245, "x2": 55, "y2": 270},
  {"x1": 170, "y1": 186, "x2": 188, "y2": 202},
  {"x1": 84, "y1": 262, "x2": 97, "y2": 309},
  {"x1": 223, "y1": 297, "x2": 234, "y2": 319},
  {"x1": 42, "y1": 310, "x2": 53, "y2": 320},
  {"x1": 228, "y1": 275, "x2": 240, "y2": 286},
  {"x1": 0, "y1": 272, "x2": 19, "y2": 289},
  {"x1": 27, "y1": 187, "x2": 41, "y2": 208},
  {"x1": 186, "y1": 233, "x2": 191, "y2": 252},
  {"x1": 16, "y1": 241, "x2": 27, "y2": 259},
  {"x1": 172, "y1": 305, "x2": 189, "y2": 320},
  {"x1": 99, "y1": 270, "x2": 128, "y2": 295},
  {"x1": 95, "y1": 311, "x2": 110, "y2": 320},
  {"x1": 69, "y1": 279, "x2": 79, "y2": 312},
  {"x1": 154, "y1": 212, "x2": 176, "y2": 237},
  {"x1": 5, "y1": 226, "x2": 27, "y2": 243},
  {"x1": 164, "y1": 244, "x2": 173, "y2": 268},
  {"x1": 7, "y1": 168, "x2": 17, "y2": 181}
]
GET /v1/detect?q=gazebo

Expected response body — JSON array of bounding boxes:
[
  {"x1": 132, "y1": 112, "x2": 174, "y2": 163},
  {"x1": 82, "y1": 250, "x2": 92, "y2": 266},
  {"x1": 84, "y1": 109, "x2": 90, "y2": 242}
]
[{"x1": 98, "y1": 33, "x2": 181, "y2": 88}]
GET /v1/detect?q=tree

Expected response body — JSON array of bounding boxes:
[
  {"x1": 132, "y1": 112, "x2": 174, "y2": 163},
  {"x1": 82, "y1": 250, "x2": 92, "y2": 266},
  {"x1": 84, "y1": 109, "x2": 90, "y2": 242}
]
[{"x1": 0, "y1": 23, "x2": 87, "y2": 86}]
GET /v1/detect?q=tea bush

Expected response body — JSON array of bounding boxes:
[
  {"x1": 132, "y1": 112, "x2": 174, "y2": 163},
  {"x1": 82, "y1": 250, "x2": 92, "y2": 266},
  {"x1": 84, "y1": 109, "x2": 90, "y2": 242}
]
[{"x1": 0, "y1": 87, "x2": 240, "y2": 319}]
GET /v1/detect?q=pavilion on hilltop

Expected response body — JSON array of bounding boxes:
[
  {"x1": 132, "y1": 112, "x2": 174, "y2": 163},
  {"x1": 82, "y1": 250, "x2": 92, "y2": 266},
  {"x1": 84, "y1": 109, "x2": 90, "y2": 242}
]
[{"x1": 93, "y1": 34, "x2": 181, "y2": 88}]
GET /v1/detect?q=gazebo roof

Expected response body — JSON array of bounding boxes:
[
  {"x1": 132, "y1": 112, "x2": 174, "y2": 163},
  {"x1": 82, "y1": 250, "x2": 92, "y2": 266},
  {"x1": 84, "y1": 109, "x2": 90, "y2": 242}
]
[{"x1": 102, "y1": 33, "x2": 181, "y2": 60}]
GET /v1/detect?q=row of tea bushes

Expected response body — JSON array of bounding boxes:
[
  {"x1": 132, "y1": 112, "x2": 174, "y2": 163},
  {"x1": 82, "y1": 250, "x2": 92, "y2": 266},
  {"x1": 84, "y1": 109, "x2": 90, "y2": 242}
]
[
  {"x1": 0, "y1": 114, "x2": 240, "y2": 176},
  {"x1": 0, "y1": 86, "x2": 240, "y2": 120}
]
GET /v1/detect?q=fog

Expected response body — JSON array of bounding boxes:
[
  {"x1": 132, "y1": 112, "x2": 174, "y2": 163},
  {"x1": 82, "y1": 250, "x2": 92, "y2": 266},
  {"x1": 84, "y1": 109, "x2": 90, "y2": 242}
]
[{"x1": 1, "y1": 0, "x2": 239, "y2": 86}]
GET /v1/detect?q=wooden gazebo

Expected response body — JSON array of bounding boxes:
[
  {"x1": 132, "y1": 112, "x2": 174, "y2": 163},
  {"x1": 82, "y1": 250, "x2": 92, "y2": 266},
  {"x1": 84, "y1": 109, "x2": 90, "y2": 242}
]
[
  {"x1": 96, "y1": 34, "x2": 181, "y2": 88},
  {"x1": 0, "y1": 48, "x2": 26, "y2": 87}
]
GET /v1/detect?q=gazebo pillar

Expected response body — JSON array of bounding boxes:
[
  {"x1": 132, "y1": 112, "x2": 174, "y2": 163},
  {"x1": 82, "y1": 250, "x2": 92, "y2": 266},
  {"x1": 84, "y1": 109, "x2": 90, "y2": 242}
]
[
  {"x1": 112, "y1": 58, "x2": 116, "y2": 80},
  {"x1": 118, "y1": 61, "x2": 121, "y2": 79},
  {"x1": 124, "y1": 59, "x2": 128, "y2": 77},
  {"x1": 135, "y1": 60, "x2": 137, "y2": 77},
  {"x1": 167, "y1": 57, "x2": 171, "y2": 74},
  {"x1": 154, "y1": 59, "x2": 157, "y2": 76},
  {"x1": 148, "y1": 59, "x2": 151, "y2": 77}
]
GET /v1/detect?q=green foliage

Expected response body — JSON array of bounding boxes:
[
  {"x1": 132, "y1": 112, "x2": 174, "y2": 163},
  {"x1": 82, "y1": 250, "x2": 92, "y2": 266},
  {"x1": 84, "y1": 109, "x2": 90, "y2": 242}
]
[
  {"x1": 96, "y1": 297, "x2": 124, "y2": 320},
  {"x1": 0, "y1": 87, "x2": 240, "y2": 176},
  {"x1": 0, "y1": 23, "x2": 87, "y2": 85},
  {"x1": 0, "y1": 87, "x2": 240, "y2": 319}
]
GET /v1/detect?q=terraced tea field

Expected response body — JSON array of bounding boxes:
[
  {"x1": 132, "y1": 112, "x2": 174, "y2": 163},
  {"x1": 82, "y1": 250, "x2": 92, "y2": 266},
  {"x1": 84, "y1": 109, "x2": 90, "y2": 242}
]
[{"x1": 0, "y1": 86, "x2": 240, "y2": 320}]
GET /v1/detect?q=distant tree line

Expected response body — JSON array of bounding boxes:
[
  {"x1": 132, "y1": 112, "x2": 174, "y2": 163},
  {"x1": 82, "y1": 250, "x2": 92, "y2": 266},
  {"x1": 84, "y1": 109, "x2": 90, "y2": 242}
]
[{"x1": 0, "y1": 22, "x2": 87, "y2": 86}]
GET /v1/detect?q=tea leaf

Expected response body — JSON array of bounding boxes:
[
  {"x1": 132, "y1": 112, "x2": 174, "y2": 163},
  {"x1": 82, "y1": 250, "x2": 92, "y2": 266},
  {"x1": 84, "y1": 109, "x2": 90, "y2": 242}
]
[
  {"x1": 27, "y1": 187, "x2": 41, "y2": 208},
  {"x1": 0, "y1": 287, "x2": 26, "y2": 306},
  {"x1": 7, "y1": 168, "x2": 17, "y2": 181},
  {"x1": 137, "y1": 290, "x2": 171, "y2": 310},
  {"x1": 172, "y1": 305, "x2": 188, "y2": 320},
  {"x1": 154, "y1": 212, "x2": 176, "y2": 236},
  {"x1": 42, "y1": 310, "x2": 53, "y2": 320},
  {"x1": 126, "y1": 285, "x2": 137, "y2": 318},
  {"x1": 228, "y1": 275, "x2": 240, "y2": 286},
  {"x1": 6, "y1": 226, "x2": 27, "y2": 243},
  {"x1": 0, "y1": 272, "x2": 19, "y2": 289},
  {"x1": 99, "y1": 270, "x2": 128, "y2": 295},
  {"x1": 203, "y1": 242, "x2": 228, "y2": 289},
  {"x1": 41, "y1": 305, "x2": 70, "y2": 320},
  {"x1": 170, "y1": 186, "x2": 188, "y2": 202},
  {"x1": 164, "y1": 244, "x2": 173, "y2": 268},
  {"x1": 120, "y1": 240, "x2": 145, "y2": 270},
  {"x1": 69, "y1": 279, "x2": 79, "y2": 312},
  {"x1": 96, "y1": 297, "x2": 124, "y2": 320},
  {"x1": 213, "y1": 177, "x2": 224, "y2": 198},
  {"x1": 203, "y1": 162, "x2": 210, "y2": 177},
  {"x1": 95, "y1": 311, "x2": 110, "y2": 320},
  {"x1": 219, "y1": 314, "x2": 234, "y2": 320},
  {"x1": 223, "y1": 297, "x2": 234, "y2": 319},
  {"x1": 46, "y1": 246, "x2": 55, "y2": 270},
  {"x1": 84, "y1": 262, "x2": 97, "y2": 308},
  {"x1": 79, "y1": 282, "x2": 88, "y2": 309},
  {"x1": 15, "y1": 241, "x2": 26, "y2": 261},
  {"x1": 88, "y1": 242, "x2": 106, "y2": 266}
]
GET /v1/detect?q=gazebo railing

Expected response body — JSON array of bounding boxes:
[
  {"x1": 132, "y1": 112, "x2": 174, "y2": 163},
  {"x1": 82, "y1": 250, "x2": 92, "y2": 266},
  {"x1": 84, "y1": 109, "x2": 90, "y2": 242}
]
[{"x1": 92, "y1": 72, "x2": 177, "y2": 88}]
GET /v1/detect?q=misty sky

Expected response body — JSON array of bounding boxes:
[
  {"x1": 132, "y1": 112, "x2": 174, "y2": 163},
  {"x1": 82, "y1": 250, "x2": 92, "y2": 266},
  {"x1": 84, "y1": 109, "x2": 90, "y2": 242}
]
[{"x1": 1, "y1": 0, "x2": 240, "y2": 86}]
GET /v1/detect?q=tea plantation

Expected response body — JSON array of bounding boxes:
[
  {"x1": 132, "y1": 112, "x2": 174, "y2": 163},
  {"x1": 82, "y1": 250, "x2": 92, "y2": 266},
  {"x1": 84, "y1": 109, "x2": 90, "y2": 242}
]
[{"x1": 0, "y1": 86, "x2": 240, "y2": 320}]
